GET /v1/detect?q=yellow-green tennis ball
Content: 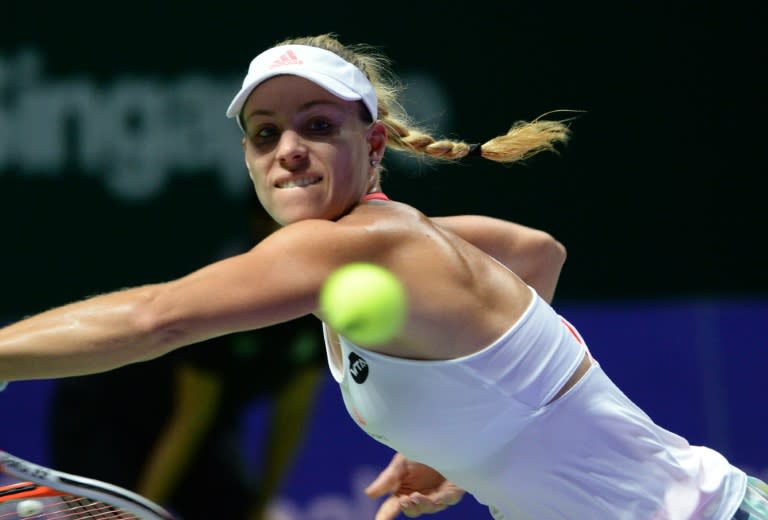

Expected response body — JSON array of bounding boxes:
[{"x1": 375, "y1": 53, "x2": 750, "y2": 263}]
[{"x1": 320, "y1": 262, "x2": 407, "y2": 346}]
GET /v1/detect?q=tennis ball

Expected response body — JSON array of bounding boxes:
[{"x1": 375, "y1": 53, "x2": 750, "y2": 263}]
[
  {"x1": 16, "y1": 499, "x2": 44, "y2": 517},
  {"x1": 320, "y1": 262, "x2": 407, "y2": 346}
]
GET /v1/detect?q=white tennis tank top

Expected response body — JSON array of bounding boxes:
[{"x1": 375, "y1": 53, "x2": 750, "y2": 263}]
[{"x1": 323, "y1": 287, "x2": 746, "y2": 519}]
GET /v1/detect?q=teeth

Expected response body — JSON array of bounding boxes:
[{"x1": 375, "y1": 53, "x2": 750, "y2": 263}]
[{"x1": 277, "y1": 177, "x2": 322, "y2": 188}]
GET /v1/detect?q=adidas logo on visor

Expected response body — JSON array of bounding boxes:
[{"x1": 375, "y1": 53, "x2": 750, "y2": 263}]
[{"x1": 270, "y1": 50, "x2": 303, "y2": 69}]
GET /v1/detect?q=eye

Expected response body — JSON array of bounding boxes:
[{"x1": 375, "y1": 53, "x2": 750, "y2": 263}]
[
  {"x1": 306, "y1": 117, "x2": 334, "y2": 134},
  {"x1": 255, "y1": 125, "x2": 278, "y2": 139},
  {"x1": 247, "y1": 125, "x2": 279, "y2": 146}
]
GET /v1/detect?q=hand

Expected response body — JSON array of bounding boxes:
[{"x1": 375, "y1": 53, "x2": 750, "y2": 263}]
[{"x1": 365, "y1": 453, "x2": 465, "y2": 519}]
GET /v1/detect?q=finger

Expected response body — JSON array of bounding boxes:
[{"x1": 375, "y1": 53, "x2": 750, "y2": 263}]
[
  {"x1": 432, "y1": 485, "x2": 465, "y2": 507},
  {"x1": 365, "y1": 454, "x2": 407, "y2": 498},
  {"x1": 401, "y1": 488, "x2": 464, "y2": 518},
  {"x1": 399, "y1": 493, "x2": 442, "y2": 517},
  {"x1": 365, "y1": 467, "x2": 400, "y2": 498},
  {"x1": 374, "y1": 496, "x2": 404, "y2": 520}
]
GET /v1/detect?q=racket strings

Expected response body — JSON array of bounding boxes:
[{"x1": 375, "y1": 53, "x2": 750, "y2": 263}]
[{"x1": 0, "y1": 495, "x2": 139, "y2": 519}]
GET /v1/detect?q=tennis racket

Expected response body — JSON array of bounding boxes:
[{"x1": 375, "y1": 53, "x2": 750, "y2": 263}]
[{"x1": 0, "y1": 449, "x2": 175, "y2": 519}]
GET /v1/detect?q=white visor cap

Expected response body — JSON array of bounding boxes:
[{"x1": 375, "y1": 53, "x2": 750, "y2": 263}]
[{"x1": 226, "y1": 44, "x2": 378, "y2": 127}]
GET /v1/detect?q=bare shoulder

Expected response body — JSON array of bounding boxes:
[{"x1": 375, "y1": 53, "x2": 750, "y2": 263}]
[
  {"x1": 257, "y1": 213, "x2": 400, "y2": 261},
  {"x1": 430, "y1": 214, "x2": 540, "y2": 239},
  {"x1": 248, "y1": 205, "x2": 422, "y2": 276}
]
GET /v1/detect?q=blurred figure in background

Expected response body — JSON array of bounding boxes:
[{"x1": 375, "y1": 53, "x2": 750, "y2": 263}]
[{"x1": 49, "y1": 196, "x2": 325, "y2": 520}]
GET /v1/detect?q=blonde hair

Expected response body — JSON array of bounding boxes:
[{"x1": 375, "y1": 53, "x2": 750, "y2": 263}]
[{"x1": 276, "y1": 33, "x2": 573, "y2": 164}]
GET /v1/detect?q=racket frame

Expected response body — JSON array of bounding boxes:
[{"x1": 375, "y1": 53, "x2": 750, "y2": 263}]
[{"x1": 0, "y1": 450, "x2": 174, "y2": 519}]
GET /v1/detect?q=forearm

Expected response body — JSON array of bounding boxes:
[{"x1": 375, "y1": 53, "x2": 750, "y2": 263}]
[{"x1": 0, "y1": 284, "x2": 178, "y2": 381}]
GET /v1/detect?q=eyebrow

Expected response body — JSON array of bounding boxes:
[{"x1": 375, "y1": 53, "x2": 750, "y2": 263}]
[{"x1": 244, "y1": 99, "x2": 345, "y2": 124}]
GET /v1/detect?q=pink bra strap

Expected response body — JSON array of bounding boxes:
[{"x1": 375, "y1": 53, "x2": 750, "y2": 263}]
[{"x1": 361, "y1": 192, "x2": 390, "y2": 202}]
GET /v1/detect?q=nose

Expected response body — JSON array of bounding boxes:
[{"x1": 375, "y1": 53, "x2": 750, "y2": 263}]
[{"x1": 275, "y1": 130, "x2": 308, "y2": 170}]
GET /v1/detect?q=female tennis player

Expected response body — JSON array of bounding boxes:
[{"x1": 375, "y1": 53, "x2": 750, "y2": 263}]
[{"x1": 1, "y1": 33, "x2": 766, "y2": 519}]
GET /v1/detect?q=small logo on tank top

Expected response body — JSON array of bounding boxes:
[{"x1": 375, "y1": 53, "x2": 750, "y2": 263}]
[{"x1": 348, "y1": 352, "x2": 369, "y2": 384}]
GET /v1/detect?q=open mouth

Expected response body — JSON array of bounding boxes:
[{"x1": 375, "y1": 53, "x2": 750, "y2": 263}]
[{"x1": 275, "y1": 176, "x2": 323, "y2": 189}]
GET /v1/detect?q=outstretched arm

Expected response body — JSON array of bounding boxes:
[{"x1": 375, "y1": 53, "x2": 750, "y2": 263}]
[
  {"x1": 431, "y1": 215, "x2": 566, "y2": 303},
  {"x1": 0, "y1": 219, "x2": 351, "y2": 382}
]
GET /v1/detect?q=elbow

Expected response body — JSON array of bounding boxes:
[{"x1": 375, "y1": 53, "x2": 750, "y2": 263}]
[
  {"x1": 551, "y1": 235, "x2": 567, "y2": 270},
  {"x1": 535, "y1": 231, "x2": 567, "y2": 271},
  {"x1": 526, "y1": 231, "x2": 567, "y2": 303},
  {"x1": 131, "y1": 286, "x2": 190, "y2": 361}
]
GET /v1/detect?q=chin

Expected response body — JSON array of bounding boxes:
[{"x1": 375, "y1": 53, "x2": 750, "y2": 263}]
[
  {"x1": 269, "y1": 194, "x2": 351, "y2": 225},
  {"x1": 276, "y1": 208, "x2": 327, "y2": 225}
]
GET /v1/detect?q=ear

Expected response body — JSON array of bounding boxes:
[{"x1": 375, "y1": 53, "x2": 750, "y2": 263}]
[{"x1": 366, "y1": 121, "x2": 387, "y2": 161}]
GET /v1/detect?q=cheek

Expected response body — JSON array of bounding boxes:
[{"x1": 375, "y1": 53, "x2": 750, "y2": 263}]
[
  {"x1": 331, "y1": 146, "x2": 368, "y2": 187},
  {"x1": 245, "y1": 155, "x2": 268, "y2": 188},
  {"x1": 248, "y1": 168, "x2": 263, "y2": 188}
]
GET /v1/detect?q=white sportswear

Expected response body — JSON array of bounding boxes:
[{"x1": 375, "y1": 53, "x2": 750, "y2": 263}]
[{"x1": 323, "y1": 286, "x2": 746, "y2": 519}]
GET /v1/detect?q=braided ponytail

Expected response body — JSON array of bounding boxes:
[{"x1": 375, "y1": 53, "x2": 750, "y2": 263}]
[{"x1": 276, "y1": 34, "x2": 575, "y2": 165}]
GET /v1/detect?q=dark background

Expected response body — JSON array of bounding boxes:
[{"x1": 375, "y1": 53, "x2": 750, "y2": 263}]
[{"x1": 2, "y1": 1, "x2": 766, "y2": 318}]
